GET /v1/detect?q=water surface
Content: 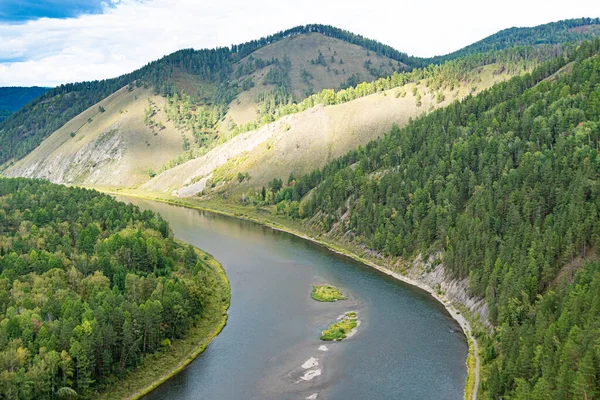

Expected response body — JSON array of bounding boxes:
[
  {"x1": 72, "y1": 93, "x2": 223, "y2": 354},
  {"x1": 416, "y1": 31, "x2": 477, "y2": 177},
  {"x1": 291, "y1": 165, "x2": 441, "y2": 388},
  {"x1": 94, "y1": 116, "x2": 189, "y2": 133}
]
[{"x1": 119, "y1": 198, "x2": 467, "y2": 400}]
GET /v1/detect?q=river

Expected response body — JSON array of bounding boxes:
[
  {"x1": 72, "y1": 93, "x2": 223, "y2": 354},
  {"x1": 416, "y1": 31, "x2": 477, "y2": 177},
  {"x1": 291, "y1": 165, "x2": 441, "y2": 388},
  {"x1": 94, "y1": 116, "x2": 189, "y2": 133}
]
[{"x1": 119, "y1": 197, "x2": 467, "y2": 400}]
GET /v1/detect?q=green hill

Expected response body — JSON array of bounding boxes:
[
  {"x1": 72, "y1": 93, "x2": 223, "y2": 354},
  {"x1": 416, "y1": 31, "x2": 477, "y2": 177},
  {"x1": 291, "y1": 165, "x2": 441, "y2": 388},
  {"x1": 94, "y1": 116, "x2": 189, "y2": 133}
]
[
  {"x1": 425, "y1": 17, "x2": 600, "y2": 64},
  {"x1": 0, "y1": 25, "x2": 409, "y2": 167},
  {"x1": 254, "y1": 39, "x2": 600, "y2": 399},
  {"x1": 2, "y1": 19, "x2": 600, "y2": 169}
]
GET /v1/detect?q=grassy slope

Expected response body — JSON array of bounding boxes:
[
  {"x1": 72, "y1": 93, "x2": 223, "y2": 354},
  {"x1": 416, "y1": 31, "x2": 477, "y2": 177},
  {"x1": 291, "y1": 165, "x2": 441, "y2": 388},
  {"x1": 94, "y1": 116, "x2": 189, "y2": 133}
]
[
  {"x1": 223, "y1": 32, "x2": 400, "y2": 133},
  {"x1": 5, "y1": 33, "x2": 401, "y2": 190},
  {"x1": 96, "y1": 245, "x2": 230, "y2": 400},
  {"x1": 5, "y1": 85, "x2": 184, "y2": 187},
  {"x1": 245, "y1": 32, "x2": 401, "y2": 100},
  {"x1": 141, "y1": 63, "x2": 511, "y2": 196}
]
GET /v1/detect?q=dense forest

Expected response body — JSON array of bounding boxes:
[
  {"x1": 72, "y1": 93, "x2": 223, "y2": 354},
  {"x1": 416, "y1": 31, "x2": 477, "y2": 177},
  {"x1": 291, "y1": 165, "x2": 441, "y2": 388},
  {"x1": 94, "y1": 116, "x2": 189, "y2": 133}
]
[
  {"x1": 427, "y1": 17, "x2": 600, "y2": 64},
  {"x1": 0, "y1": 178, "x2": 225, "y2": 399},
  {"x1": 2, "y1": 20, "x2": 598, "y2": 168},
  {"x1": 255, "y1": 39, "x2": 600, "y2": 398}
]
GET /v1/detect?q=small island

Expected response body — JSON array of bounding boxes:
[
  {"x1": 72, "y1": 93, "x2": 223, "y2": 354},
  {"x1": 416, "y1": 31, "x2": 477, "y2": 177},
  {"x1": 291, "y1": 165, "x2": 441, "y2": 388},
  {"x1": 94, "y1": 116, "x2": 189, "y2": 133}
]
[
  {"x1": 321, "y1": 311, "x2": 359, "y2": 341},
  {"x1": 311, "y1": 285, "x2": 347, "y2": 302}
]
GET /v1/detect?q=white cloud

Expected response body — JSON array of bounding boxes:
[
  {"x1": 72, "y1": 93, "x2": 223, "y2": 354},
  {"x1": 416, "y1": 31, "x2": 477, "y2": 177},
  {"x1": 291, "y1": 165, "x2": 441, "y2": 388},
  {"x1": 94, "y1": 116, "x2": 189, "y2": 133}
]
[{"x1": 0, "y1": 0, "x2": 599, "y2": 86}]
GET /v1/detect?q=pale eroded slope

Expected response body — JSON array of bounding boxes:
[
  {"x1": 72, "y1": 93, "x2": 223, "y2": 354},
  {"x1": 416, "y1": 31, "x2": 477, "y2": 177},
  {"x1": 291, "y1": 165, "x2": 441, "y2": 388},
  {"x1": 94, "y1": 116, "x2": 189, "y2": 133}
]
[
  {"x1": 5, "y1": 86, "x2": 184, "y2": 188},
  {"x1": 142, "y1": 64, "x2": 511, "y2": 197}
]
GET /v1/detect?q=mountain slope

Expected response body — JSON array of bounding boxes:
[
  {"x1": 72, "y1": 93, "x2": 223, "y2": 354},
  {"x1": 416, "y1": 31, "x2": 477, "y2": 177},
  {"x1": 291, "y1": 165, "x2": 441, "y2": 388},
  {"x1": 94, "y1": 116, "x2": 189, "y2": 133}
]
[
  {"x1": 6, "y1": 86, "x2": 184, "y2": 187},
  {"x1": 0, "y1": 25, "x2": 408, "y2": 167},
  {"x1": 425, "y1": 17, "x2": 600, "y2": 64},
  {"x1": 254, "y1": 39, "x2": 600, "y2": 399},
  {"x1": 141, "y1": 62, "x2": 514, "y2": 196},
  {"x1": 3, "y1": 30, "x2": 407, "y2": 186},
  {"x1": 3, "y1": 19, "x2": 600, "y2": 169}
]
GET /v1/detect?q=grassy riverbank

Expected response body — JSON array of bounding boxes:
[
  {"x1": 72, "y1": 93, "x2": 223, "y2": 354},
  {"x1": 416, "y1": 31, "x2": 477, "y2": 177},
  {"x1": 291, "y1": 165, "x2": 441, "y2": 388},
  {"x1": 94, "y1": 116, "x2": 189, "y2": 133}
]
[
  {"x1": 97, "y1": 187, "x2": 480, "y2": 399},
  {"x1": 96, "y1": 247, "x2": 230, "y2": 400}
]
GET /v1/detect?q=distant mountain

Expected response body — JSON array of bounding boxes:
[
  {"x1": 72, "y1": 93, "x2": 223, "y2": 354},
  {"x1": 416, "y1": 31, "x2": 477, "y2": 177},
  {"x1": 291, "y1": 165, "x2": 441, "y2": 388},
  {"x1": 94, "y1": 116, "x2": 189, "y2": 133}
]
[{"x1": 0, "y1": 86, "x2": 49, "y2": 122}]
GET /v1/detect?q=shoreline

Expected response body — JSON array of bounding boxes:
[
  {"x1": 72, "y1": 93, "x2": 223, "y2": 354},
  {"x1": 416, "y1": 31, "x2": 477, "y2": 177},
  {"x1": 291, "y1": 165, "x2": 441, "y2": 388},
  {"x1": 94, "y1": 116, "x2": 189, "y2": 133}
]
[
  {"x1": 102, "y1": 188, "x2": 480, "y2": 400},
  {"x1": 96, "y1": 246, "x2": 231, "y2": 400}
]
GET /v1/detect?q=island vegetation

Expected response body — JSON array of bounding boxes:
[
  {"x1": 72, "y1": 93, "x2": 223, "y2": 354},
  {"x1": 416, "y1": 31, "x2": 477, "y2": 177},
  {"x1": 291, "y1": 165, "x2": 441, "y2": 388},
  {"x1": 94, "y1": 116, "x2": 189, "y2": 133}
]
[
  {"x1": 0, "y1": 178, "x2": 229, "y2": 399},
  {"x1": 311, "y1": 285, "x2": 346, "y2": 302},
  {"x1": 320, "y1": 311, "x2": 358, "y2": 341}
]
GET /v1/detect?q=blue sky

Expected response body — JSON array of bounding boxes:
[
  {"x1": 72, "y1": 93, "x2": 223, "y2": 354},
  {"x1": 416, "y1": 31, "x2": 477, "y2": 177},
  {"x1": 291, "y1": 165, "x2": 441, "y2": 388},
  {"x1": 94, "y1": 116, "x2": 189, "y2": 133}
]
[
  {"x1": 0, "y1": 0, "x2": 599, "y2": 87},
  {"x1": 0, "y1": 0, "x2": 115, "y2": 22}
]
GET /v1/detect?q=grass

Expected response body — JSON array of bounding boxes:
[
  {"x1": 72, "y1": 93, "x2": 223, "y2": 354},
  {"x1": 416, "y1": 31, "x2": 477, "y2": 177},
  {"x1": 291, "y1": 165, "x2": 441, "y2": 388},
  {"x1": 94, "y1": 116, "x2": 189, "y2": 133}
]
[
  {"x1": 464, "y1": 336, "x2": 477, "y2": 400},
  {"x1": 311, "y1": 285, "x2": 346, "y2": 302},
  {"x1": 321, "y1": 311, "x2": 358, "y2": 341},
  {"x1": 96, "y1": 247, "x2": 230, "y2": 400}
]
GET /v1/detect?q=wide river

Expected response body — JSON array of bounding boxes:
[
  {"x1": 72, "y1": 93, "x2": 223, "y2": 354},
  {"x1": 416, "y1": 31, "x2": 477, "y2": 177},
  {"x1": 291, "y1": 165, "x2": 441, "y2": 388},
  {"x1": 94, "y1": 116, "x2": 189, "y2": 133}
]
[{"x1": 120, "y1": 197, "x2": 467, "y2": 400}]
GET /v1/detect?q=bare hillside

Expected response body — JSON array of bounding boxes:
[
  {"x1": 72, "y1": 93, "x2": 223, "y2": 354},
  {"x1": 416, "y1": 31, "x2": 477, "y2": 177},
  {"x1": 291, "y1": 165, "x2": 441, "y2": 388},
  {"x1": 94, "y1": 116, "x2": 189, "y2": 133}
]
[
  {"x1": 245, "y1": 32, "x2": 403, "y2": 99},
  {"x1": 5, "y1": 86, "x2": 184, "y2": 188},
  {"x1": 142, "y1": 64, "x2": 512, "y2": 197}
]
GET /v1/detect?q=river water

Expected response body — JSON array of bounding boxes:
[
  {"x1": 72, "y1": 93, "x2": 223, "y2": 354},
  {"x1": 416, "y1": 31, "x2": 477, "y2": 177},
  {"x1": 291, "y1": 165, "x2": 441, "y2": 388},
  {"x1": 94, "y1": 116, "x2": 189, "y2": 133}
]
[{"x1": 119, "y1": 198, "x2": 467, "y2": 400}]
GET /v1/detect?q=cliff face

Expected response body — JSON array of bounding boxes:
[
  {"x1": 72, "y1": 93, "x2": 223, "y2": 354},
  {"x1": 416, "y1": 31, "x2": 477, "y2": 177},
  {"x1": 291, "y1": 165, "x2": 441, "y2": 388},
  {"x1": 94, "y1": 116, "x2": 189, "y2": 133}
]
[{"x1": 405, "y1": 254, "x2": 490, "y2": 327}]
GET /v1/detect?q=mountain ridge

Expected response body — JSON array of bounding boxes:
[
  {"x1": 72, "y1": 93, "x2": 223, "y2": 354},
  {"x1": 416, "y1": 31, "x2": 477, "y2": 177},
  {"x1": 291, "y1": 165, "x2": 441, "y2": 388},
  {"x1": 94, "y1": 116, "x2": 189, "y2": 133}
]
[{"x1": 2, "y1": 19, "x2": 600, "y2": 167}]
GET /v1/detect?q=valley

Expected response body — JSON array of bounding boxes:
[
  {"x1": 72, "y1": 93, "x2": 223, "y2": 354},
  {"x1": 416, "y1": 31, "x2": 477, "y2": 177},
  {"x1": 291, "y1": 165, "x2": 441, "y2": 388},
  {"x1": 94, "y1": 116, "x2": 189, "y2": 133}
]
[{"x1": 2, "y1": 16, "x2": 600, "y2": 400}]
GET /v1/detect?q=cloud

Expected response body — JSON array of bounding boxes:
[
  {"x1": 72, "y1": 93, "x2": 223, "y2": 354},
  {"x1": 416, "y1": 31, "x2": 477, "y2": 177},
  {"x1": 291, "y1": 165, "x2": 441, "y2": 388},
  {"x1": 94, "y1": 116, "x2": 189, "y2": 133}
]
[
  {"x1": 0, "y1": 0, "x2": 599, "y2": 87},
  {"x1": 0, "y1": 0, "x2": 115, "y2": 23}
]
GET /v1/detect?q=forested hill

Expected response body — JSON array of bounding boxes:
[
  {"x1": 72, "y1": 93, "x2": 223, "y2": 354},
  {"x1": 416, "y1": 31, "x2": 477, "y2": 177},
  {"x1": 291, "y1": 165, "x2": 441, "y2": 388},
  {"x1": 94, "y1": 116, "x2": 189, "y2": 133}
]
[
  {"x1": 0, "y1": 178, "x2": 228, "y2": 399},
  {"x1": 0, "y1": 87, "x2": 49, "y2": 122},
  {"x1": 263, "y1": 38, "x2": 600, "y2": 398},
  {"x1": 0, "y1": 24, "x2": 411, "y2": 167},
  {"x1": 426, "y1": 17, "x2": 600, "y2": 64},
  {"x1": 2, "y1": 20, "x2": 600, "y2": 169}
]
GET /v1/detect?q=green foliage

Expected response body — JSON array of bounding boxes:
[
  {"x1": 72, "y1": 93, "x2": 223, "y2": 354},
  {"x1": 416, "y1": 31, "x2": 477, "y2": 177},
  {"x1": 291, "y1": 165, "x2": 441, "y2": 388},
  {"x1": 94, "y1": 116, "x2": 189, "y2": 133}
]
[
  {"x1": 237, "y1": 172, "x2": 249, "y2": 183},
  {"x1": 320, "y1": 312, "x2": 358, "y2": 341},
  {"x1": 1, "y1": 20, "x2": 598, "y2": 167},
  {"x1": 311, "y1": 285, "x2": 346, "y2": 302},
  {"x1": 0, "y1": 178, "x2": 218, "y2": 399},
  {"x1": 427, "y1": 17, "x2": 600, "y2": 65},
  {"x1": 267, "y1": 39, "x2": 600, "y2": 397}
]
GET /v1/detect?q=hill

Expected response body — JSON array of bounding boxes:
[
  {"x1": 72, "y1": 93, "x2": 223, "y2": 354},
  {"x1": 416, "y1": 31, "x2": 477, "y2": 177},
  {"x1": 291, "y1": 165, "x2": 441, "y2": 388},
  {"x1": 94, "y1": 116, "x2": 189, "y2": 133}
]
[
  {"x1": 7, "y1": 45, "x2": 557, "y2": 190},
  {"x1": 244, "y1": 39, "x2": 600, "y2": 399},
  {"x1": 2, "y1": 19, "x2": 600, "y2": 171},
  {"x1": 425, "y1": 17, "x2": 600, "y2": 64},
  {"x1": 0, "y1": 25, "x2": 409, "y2": 167},
  {"x1": 140, "y1": 61, "x2": 514, "y2": 196},
  {"x1": 0, "y1": 86, "x2": 49, "y2": 122}
]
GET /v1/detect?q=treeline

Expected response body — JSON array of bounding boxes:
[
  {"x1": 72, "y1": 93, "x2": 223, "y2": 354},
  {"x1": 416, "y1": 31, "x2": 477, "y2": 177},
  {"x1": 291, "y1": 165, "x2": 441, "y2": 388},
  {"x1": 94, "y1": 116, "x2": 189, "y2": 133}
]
[
  {"x1": 0, "y1": 178, "x2": 222, "y2": 399},
  {"x1": 4, "y1": 19, "x2": 597, "y2": 168},
  {"x1": 230, "y1": 24, "x2": 417, "y2": 68},
  {"x1": 258, "y1": 39, "x2": 600, "y2": 398},
  {"x1": 427, "y1": 17, "x2": 600, "y2": 64},
  {"x1": 229, "y1": 45, "x2": 564, "y2": 140}
]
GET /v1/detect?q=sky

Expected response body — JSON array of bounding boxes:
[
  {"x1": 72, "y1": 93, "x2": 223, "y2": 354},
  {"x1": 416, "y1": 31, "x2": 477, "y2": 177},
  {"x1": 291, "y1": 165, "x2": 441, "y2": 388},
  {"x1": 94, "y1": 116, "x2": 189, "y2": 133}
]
[{"x1": 0, "y1": 0, "x2": 599, "y2": 87}]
